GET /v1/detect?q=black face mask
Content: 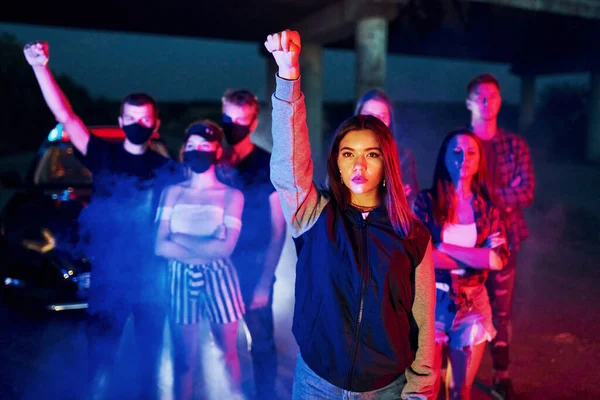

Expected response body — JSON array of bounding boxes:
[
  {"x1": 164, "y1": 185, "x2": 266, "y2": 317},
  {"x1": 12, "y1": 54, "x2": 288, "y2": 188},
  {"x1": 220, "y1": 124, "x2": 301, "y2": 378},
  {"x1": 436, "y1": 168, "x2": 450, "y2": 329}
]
[
  {"x1": 222, "y1": 117, "x2": 252, "y2": 145},
  {"x1": 123, "y1": 123, "x2": 154, "y2": 145},
  {"x1": 183, "y1": 150, "x2": 217, "y2": 174}
]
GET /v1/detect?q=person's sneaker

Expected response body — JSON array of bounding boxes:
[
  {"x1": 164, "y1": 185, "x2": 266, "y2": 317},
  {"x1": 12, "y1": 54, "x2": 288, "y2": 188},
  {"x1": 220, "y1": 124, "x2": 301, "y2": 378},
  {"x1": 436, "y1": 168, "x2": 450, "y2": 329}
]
[{"x1": 492, "y1": 378, "x2": 519, "y2": 400}]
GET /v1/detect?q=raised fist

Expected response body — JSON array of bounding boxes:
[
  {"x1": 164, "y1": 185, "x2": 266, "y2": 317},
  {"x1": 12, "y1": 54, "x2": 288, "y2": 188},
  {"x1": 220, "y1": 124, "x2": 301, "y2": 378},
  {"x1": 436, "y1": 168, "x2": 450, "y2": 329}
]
[
  {"x1": 23, "y1": 41, "x2": 49, "y2": 67},
  {"x1": 264, "y1": 30, "x2": 301, "y2": 80}
]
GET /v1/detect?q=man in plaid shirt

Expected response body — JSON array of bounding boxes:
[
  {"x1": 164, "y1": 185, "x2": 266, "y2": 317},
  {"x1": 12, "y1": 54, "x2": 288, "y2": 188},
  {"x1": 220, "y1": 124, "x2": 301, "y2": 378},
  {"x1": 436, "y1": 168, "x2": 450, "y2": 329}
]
[{"x1": 466, "y1": 74, "x2": 535, "y2": 400}]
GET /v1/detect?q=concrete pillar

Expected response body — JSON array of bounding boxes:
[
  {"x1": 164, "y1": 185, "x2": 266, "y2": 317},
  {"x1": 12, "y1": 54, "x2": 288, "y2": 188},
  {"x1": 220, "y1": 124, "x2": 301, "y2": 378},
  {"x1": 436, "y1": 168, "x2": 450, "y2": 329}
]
[
  {"x1": 519, "y1": 75, "x2": 536, "y2": 133},
  {"x1": 257, "y1": 45, "x2": 279, "y2": 151},
  {"x1": 300, "y1": 43, "x2": 325, "y2": 180},
  {"x1": 355, "y1": 17, "x2": 388, "y2": 100},
  {"x1": 586, "y1": 72, "x2": 600, "y2": 162},
  {"x1": 266, "y1": 57, "x2": 278, "y2": 105}
]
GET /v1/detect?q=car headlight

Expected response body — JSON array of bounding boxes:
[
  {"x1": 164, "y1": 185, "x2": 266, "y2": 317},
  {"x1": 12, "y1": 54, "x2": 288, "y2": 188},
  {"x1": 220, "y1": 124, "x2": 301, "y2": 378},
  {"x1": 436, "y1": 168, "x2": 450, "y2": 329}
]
[{"x1": 4, "y1": 277, "x2": 25, "y2": 287}]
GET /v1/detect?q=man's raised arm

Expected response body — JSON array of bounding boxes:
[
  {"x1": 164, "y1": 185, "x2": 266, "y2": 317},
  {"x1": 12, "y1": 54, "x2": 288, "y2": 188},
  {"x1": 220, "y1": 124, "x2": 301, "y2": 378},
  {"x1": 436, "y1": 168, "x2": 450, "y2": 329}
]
[{"x1": 24, "y1": 41, "x2": 90, "y2": 155}]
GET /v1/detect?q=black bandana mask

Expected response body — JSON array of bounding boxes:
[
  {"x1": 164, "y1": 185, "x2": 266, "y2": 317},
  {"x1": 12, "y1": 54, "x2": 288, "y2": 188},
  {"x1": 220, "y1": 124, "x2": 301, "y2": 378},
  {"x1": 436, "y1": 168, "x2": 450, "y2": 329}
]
[
  {"x1": 222, "y1": 117, "x2": 252, "y2": 145},
  {"x1": 122, "y1": 123, "x2": 154, "y2": 145},
  {"x1": 183, "y1": 150, "x2": 217, "y2": 174}
]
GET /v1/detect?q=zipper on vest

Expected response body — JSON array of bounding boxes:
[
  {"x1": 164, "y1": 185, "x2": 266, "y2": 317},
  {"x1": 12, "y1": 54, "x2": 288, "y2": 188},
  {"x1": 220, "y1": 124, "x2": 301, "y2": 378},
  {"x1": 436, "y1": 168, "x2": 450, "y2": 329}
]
[{"x1": 345, "y1": 220, "x2": 370, "y2": 390}]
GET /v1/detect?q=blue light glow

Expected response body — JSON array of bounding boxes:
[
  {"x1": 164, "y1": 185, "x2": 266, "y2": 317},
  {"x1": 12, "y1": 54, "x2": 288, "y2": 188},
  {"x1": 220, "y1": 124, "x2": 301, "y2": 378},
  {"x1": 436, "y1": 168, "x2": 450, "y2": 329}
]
[{"x1": 48, "y1": 123, "x2": 64, "y2": 141}]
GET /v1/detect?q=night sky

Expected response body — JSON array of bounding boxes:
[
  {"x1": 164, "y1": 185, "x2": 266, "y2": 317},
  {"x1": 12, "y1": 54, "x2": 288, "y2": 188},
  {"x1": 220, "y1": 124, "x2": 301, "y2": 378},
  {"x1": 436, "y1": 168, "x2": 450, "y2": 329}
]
[{"x1": 0, "y1": 22, "x2": 589, "y2": 104}]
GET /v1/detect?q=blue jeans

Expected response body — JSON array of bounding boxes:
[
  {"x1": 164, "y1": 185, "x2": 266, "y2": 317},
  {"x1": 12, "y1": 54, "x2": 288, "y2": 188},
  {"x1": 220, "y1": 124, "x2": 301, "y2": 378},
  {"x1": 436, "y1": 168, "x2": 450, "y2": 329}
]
[
  {"x1": 292, "y1": 353, "x2": 408, "y2": 400},
  {"x1": 435, "y1": 284, "x2": 496, "y2": 349}
]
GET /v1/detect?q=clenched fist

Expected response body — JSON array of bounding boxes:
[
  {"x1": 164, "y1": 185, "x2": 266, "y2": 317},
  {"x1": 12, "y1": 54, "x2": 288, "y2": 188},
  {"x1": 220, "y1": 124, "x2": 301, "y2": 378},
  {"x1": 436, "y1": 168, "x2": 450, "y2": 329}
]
[
  {"x1": 23, "y1": 41, "x2": 49, "y2": 67},
  {"x1": 264, "y1": 30, "x2": 301, "y2": 80}
]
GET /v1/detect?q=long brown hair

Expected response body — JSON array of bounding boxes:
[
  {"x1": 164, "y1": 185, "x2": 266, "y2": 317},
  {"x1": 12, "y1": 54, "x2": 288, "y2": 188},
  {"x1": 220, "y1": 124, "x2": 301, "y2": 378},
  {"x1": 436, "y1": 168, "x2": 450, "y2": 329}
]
[
  {"x1": 354, "y1": 89, "x2": 397, "y2": 135},
  {"x1": 431, "y1": 128, "x2": 498, "y2": 224},
  {"x1": 326, "y1": 115, "x2": 414, "y2": 237}
]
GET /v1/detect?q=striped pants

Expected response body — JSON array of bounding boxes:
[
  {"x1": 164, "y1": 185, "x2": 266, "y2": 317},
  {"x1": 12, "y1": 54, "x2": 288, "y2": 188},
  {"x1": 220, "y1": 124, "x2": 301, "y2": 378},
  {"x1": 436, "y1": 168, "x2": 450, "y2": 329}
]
[{"x1": 168, "y1": 259, "x2": 245, "y2": 325}]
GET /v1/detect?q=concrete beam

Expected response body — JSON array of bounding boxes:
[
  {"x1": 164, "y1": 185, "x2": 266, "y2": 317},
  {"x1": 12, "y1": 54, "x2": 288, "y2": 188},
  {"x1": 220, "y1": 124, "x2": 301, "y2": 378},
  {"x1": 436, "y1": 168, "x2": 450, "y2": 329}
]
[
  {"x1": 260, "y1": 56, "x2": 279, "y2": 151},
  {"x1": 300, "y1": 44, "x2": 326, "y2": 178},
  {"x1": 355, "y1": 17, "x2": 388, "y2": 99},
  {"x1": 519, "y1": 75, "x2": 536, "y2": 133},
  {"x1": 265, "y1": 57, "x2": 278, "y2": 104},
  {"x1": 290, "y1": 0, "x2": 405, "y2": 44},
  {"x1": 586, "y1": 72, "x2": 600, "y2": 162},
  {"x1": 467, "y1": 0, "x2": 600, "y2": 20},
  {"x1": 511, "y1": 61, "x2": 593, "y2": 76}
]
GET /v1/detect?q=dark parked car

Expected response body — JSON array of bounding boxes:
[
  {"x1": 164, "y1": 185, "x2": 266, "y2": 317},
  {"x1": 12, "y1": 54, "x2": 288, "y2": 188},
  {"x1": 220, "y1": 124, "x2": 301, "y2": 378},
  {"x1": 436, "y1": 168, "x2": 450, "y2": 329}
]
[{"x1": 0, "y1": 124, "x2": 171, "y2": 311}]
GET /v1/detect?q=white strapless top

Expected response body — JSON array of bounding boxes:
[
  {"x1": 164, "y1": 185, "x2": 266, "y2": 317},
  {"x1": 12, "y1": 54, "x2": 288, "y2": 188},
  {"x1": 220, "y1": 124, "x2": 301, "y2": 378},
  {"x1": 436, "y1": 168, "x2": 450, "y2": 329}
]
[
  {"x1": 157, "y1": 204, "x2": 242, "y2": 236},
  {"x1": 442, "y1": 222, "x2": 477, "y2": 248},
  {"x1": 442, "y1": 222, "x2": 477, "y2": 276}
]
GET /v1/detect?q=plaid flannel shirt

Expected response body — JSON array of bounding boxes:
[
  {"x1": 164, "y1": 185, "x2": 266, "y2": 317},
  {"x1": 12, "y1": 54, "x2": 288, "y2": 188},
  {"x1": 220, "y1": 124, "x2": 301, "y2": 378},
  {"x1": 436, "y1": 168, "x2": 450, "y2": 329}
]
[
  {"x1": 412, "y1": 190, "x2": 509, "y2": 302},
  {"x1": 489, "y1": 129, "x2": 535, "y2": 250}
]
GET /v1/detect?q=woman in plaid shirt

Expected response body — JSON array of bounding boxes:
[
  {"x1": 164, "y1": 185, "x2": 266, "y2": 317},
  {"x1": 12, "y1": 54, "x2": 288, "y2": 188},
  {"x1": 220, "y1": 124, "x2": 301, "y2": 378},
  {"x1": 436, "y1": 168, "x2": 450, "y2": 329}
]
[{"x1": 413, "y1": 128, "x2": 509, "y2": 400}]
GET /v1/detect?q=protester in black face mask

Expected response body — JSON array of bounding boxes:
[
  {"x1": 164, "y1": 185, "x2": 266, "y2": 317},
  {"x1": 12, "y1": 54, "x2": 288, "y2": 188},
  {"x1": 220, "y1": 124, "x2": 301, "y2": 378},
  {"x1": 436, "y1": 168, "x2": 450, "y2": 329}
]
[
  {"x1": 23, "y1": 41, "x2": 175, "y2": 400},
  {"x1": 156, "y1": 120, "x2": 246, "y2": 400},
  {"x1": 182, "y1": 147, "x2": 217, "y2": 174},
  {"x1": 219, "y1": 89, "x2": 287, "y2": 400},
  {"x1": 222, "y1": 115, "x2": 253, "y2": 145},
  {"x1": 122, "y1": 122, "x2": 156, "y2": 145}
]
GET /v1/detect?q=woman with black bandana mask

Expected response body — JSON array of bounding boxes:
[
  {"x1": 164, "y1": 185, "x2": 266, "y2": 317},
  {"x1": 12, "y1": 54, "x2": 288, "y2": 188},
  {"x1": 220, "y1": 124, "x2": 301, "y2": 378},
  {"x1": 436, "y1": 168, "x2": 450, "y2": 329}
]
[{"x1": 155, "y1": 120, "x2": 246, "y2": 400}]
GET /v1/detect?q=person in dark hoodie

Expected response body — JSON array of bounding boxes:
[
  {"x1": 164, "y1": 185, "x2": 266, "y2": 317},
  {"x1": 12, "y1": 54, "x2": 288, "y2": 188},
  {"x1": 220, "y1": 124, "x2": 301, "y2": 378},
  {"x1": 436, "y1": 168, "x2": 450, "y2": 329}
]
[{"x1": 264, "y1": 30, "x2": 437, "y2": 400}]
